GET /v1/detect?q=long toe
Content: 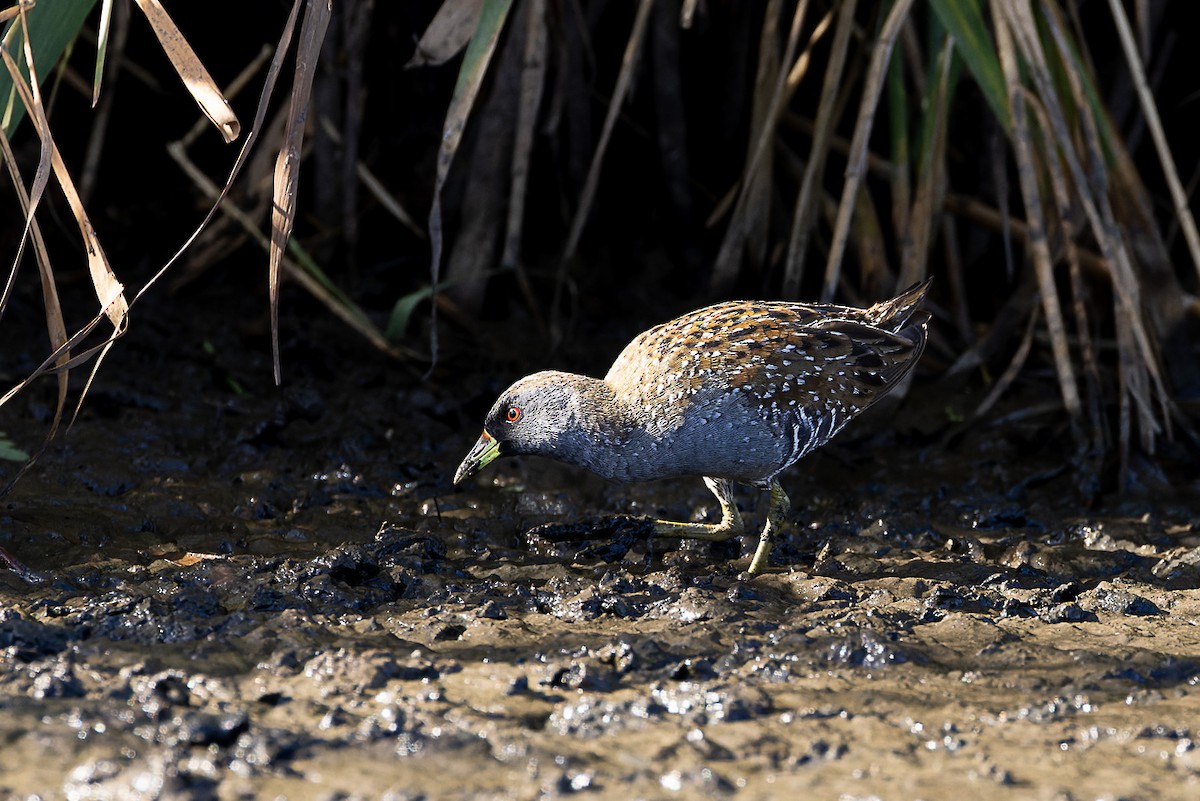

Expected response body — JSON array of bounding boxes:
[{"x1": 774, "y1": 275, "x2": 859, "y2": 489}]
[{"x1": 653, "y1": 477, "x2": 745, "y2": 542}]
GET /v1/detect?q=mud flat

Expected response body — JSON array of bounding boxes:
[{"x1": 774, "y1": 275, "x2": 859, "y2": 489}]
[{"x1": 3, "y1": 304, "x2": 1198, "y2": 800}]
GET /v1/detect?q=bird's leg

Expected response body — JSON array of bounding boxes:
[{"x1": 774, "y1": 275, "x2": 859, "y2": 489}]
[
  {"x1": 746, "y1": 480, "x2": 791, "y2": 575},
  {"x1": 652, "y1": 477, "x2": 744, "y2": 542}
]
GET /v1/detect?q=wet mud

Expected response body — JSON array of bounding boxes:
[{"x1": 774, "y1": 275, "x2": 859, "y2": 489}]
[{"x1": 2, "y1": 294, "x2": 1200, "y2": 800}]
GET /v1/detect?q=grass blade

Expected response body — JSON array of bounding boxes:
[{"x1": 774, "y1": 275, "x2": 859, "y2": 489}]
[
  {"x1": 92, "y1": 0, "x2": 114, "y2": 105},
  {"x1": 928, "y1": 0, "x2": 1009, "y2": 131},
  {"x1": 407, "y1": 0, "x2": 485, "y2": 68}
]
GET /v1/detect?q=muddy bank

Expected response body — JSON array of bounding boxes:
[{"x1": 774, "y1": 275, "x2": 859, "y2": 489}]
[{"x1": 3, "y1": 295, "x2": 1200, "y2": 800}]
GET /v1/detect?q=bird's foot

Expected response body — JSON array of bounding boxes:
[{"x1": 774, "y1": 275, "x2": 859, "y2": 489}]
[
  {"x1": 652, "y1": 476, "x2": 745, "y2": 543},
  {"x1": 651, "y1": 517, "x2": 743, "y2": 542},
  {"x1": 743, "y1": 481, "x2": 792, "y2": 576}
]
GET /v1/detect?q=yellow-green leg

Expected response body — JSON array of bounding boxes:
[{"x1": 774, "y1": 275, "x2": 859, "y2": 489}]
[
  {"x1": 652, "y1": 477, "x2": 744, "y2": 542},
  {"x1": 746, "y1": 480, "x2": 791, "y2": 575}
]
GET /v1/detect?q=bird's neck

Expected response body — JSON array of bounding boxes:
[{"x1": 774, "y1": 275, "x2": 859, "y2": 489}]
[{"x1": 553, "y1": 373, "x2": 640, "y2": 476}]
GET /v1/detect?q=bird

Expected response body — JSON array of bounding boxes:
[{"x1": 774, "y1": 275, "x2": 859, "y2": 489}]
[{"x1": 454, "y1": 279, "x2": 931, "y2": 575}]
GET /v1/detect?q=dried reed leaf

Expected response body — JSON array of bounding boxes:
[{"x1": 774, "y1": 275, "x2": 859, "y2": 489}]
[
  {"x1": 167, "y1": 139, "x2": 414, "y2": 361},
  {"x1": 898, "y1": 38, "x2": 951, "y2": 289},
  {"x1": 560, "y1": 0, "x2": 654, "y2": 266},
  {"x1": 991, "y1": 3, "x2": 1081, "y2": 430},
  {"x1": 680, "y1": 0, "x2": 699, "y2": 29},
  {"x1": 137, "y1": 0, "x2": 303, "y2": 302},
  {"x1": 269, "y1": 0, "x2": 331, "y2": 384},
  {"x1": 428, "y1": 0, "x2": 513, "y2": 364},
  {"x1": 1018, "y1": 18, "x2": 1103, "y2": 455},
  {"x1": 501, "y1": 0, "x2": 546, "y2": 271},
  {"x1": 1018, "y1": 4, "x2": 1172, "y2": 451},
  {"x1": 1029, "y1": 97, "x2": 1105, "y2": 450},
  {"x1": 1, "y1": 7, "x2": 51, "y2": 242},
  {"x1": 0, "y1": 4, "x2": 28, "y2": 25},
  {"x1": 1, "y1": 22, "x2": 128, "y2": 330},
  {"x1": 782, "y1": 0, "x2": 855, "y2": 296},
  {"x1": 886, "y1": 23, "x2": 915, "y2": 247},
  {"x1": 131, "y1": 0, "x2": 240, "y2": 142},
  {"x1": 712, "y1": 0, "x2": 810, "y2": 293},
  {"x1": 822, "y1": 0, "x2": 914, "y2": 301},
  {"x1": 407, "y1": 0, "x2": 485, "y2": 68},
  {"x1": 1105, "y1": 0, "x2": 1200, "y2": 283},
  {"x1": 0, "y1": 128, "x2": 69, "y2": 494}
]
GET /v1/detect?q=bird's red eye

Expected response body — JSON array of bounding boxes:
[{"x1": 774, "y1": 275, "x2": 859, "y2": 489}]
[{"x1": 506, "y1": 406, "x2": 522, "y2": 423}]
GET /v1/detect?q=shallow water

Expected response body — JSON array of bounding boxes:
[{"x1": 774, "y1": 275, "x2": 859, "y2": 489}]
[{"x1": 2, "y1": 303, "x2": 1199, "y2": 800}]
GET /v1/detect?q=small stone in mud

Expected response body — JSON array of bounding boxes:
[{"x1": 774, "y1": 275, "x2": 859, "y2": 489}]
[
  {"x1": 793, "y1": 738, "x2": 847, "y2": 766},
  {"x1": 312, "y1": 544, "x2": 380, "y2": 585},
  {"x1": 1, "y1": 608, "x2": 70, "y2": 657},
  {"x1": 179, "y1": 710, "x2": 250, "y2": 746},
  {"x1": 1079, "y1": 583, "x2": 1162, "y2": 616},
  {"x1": 433, "y1": 622, "x2": 467, "y2": 641},
  {"x1": 475, "y1": 599, "x2": 508, "y2": 619},
  {"x1": 28, "y1": 657, "x2": 84, "y2": 699},
  {"x1": 132, "y1": 670, "x2": 192, "y2": 718},
  {"x1": 1041, "y1": 602, "x2": 1094, "y2": 624},
  {"x1": 669, "y1": 658, "x2": 716, "y2": 682},
  {"x1": 548, "y1": 658, "x2": 619, "y2": 692},
  {"x1": 819, "y1": 629, "x2": 913, "y2": 669},
  {"x1": 373, "y1": 526, "x2": 447, "y2": 564}
]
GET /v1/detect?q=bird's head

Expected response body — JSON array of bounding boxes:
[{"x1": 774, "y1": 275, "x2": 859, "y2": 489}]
[{"x1": 453, "y1": 371, "x2": 584, "y2": 485}]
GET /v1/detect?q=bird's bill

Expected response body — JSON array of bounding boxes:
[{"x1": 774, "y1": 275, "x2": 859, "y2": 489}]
[{"x1": 453, "y1": 430, "x2": 502, "y2": 485}]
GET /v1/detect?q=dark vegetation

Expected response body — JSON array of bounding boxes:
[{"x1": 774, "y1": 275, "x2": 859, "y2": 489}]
[{"x1": 2, "y1": 0, "x2": 1199, "y2": 493}]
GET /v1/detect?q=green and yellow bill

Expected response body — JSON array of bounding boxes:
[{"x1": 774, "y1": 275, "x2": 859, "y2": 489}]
[{"x1": 453, "y1": 430, "x2": 502, "y2": 484}]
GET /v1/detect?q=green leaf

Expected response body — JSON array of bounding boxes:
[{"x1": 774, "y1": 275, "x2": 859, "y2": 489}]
[
  {"x1": 386, "y1": 286, "x2": 436, "y2": 341},
  {"x1": 886, "y1": 40, "x2": 909, "y2": 171},
  {"x1": 928, "y1": 0, "x2": 1010, "y2": 132},
  {"x1": 0, "y1": 0, "x2": 101, "y2": 134},
  {"x1": 0, "y1": 431, "x2": 29, "y2": 462},
  {"x1": 93, "y1": 0, "x2": 115, "y2": 105}
]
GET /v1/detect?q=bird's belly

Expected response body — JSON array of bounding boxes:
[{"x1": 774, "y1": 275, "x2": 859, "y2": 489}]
[{"x1": 598, "y1": 412, "x2": 800, "y2": 485}]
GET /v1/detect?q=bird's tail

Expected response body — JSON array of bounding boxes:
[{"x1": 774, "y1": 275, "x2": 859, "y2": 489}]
[{"x1": 869, "y1": 277, "x2": 933, "y2": 332}]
